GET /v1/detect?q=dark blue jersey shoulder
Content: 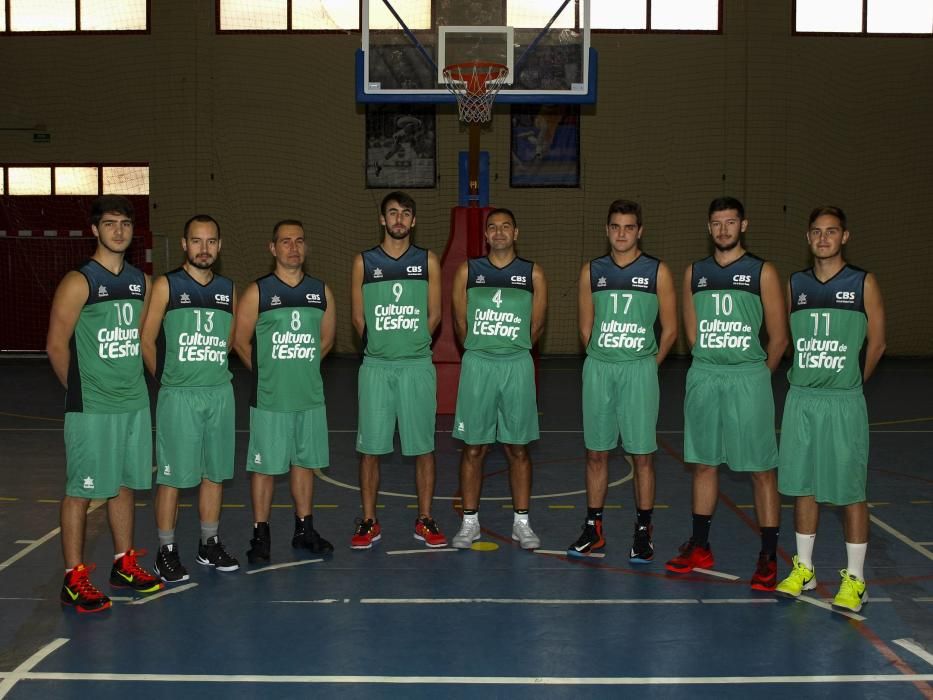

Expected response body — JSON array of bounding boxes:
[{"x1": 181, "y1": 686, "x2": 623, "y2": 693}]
[
  {"x1": 362, "y1": 245, "x2": 428, "y2": 284},
  {"x1": 165, "y1": 268, "x2": 234, "y2": 313},
  {"x1": 466, "y1": 256, "x2": 534, "y2": 292},
  {"x1": 590, "y1": 254, "x2": 659, "y2": 294},
  {"x1": 692, "y1": 254, "x2": 763, "y2": 295},
  {"x1": 789, "y1": 265, "x2": 867, "y2": 314},
  {"x1": 78, "y1": 259, "x2": 146, "y2": 306},
  {"x1": 256, "y1": 273, "x2": 326, "y2": 313}
]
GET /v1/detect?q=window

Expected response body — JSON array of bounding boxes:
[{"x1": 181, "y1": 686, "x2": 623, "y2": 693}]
[
  {"x1": 1, "y1": 165, "x2": 149, "y2": 195},
  {"x1": 2, "y1": 0, "x2": 148, "y2": 33},
  {"x1": 795, "y1": 0, "x2": 933, "y2": 35},
  {"x1": 592, "y1": 0, "x2": 720, "y2": 31}
]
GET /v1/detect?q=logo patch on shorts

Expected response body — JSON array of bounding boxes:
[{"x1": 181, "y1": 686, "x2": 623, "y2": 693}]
[
  {"x1": 253, "y1": 453, "x2": 262, "y2": 465},
  {"x1": 457, "y1": 421, "x2": 465, "y2": 432},
  {"x1": 163, "y1": 464, "x2": 171, "y2": 476},
  {"x1": 82, "y1": 476, "x2": 94, "y2": 490}
]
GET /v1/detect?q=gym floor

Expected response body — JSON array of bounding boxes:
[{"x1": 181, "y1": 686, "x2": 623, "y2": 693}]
[{"x1": 0, "y1": 356, "x2": 931, "y2": 699}]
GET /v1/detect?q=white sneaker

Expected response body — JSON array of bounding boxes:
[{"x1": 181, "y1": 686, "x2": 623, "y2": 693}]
[
  {"x1": 451, "y1": 518, "x2": 481, "y2": 549},
  {"x1": 512, "y1": 519, "x2": 540, "y2": 549}
]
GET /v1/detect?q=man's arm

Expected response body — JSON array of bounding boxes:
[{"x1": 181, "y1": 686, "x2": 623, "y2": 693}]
[
  {"x1": 682, "y1": 264, "x2": 697, "y2": 349},
  {"x1": 577, "y1": 263, "x2": 594, "y2": 348},
  {"x1": 530, "y1": 263, "x2": 548, "y2": 345},
  {"x1": 228, "y1": 286, "x2": 238, "y2": 350},
  {"x1": 655, "y1": 261, "x2": 678, "y2": 365},
  {"x1": 350, "y1": 253, "x2": 366, "y2": 339},
  {"x1": 233, "y1": 282, "x2": 259, "y2": 372},
  {"x1": 760, "y1": 262, "x2": 789, "y2": 372},
  {"x1": 427, "y1": 250, "x2": 442, "y2": 335},
  {"x1": 321, "y1": 284, "x2": 337, "y2": 358},
  {"x1": 140, "y1": 275, "x2": 169, "y2": 376},
  {"x1": 46, "y1": 272, "x2": 88, "y2": 388},
  {"x1": 862, "y1": 272, "x2": 886, "y2": 382},
  {"x1": 451, "y1": 261, "x2": 469, "y2": 345}
]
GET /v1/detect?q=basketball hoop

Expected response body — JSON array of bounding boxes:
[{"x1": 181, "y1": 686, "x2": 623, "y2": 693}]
[{"x1": 442, "y1": 61, "x2": 509, "y2": 124}]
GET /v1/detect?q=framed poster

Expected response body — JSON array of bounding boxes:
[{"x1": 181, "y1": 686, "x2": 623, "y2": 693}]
[
  {"x1": 510, "y1": 105, "x2": 580, "y2": 187},
  {"x1": 366, "y1": 105, "x2": 436, "y2": 188}
]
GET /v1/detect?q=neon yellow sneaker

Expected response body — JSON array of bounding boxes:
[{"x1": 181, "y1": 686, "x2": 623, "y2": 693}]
[
  {"x1": 832, "y1": 569, "x2": 867, "y2": 612},
  {"x1": 775, "y1": 555, "x2": 817, "y2": 598}
]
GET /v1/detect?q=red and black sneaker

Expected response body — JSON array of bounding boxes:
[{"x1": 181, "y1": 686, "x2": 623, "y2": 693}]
[
  {"x1": 750, "y1": 552, "x2": 778, "y2": 591},
  {"x1": 567, "y1": 519, "x2": 605, "y2": 556},
  {"x1": 109, "y1": 549, "x2": 164, "y2": 594},
  {"x1": 665, "y1": 540, "x2": 714, "y2": 573},
  {"x1": 61, "y1": 563, "x2": 112, "y2": 614},
  {"x1": 414, "y1": 516, "x2": 447, "y2": 548},
  {"x1": 350, "y1": 518, "x2": 382, "y2": 550}
]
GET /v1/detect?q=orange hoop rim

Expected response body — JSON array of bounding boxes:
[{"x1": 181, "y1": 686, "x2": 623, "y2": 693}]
[{"x1": 442, "y1": 61, "x2": 509, "y2": 96}]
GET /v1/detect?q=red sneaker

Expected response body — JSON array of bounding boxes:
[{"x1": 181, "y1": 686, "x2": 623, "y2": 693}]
[
  {"x1": 665, "y1": 540, "x2": 714, "y2": 573},
  {"x1": 109, "y1": 549, "x2": 164, "y2": 593},
  {"x1": 350, "y1": 519, "x2": 382, "y2": 550},
  {"x1": 750, "y1": 552, "x2": 778, "y2": 591},
  {"x1": 61, "y1": 563, "x2": 112, "y2": 613},
  {"x1": 414, "y1": 516, "x2": 447, "y2": 548}
]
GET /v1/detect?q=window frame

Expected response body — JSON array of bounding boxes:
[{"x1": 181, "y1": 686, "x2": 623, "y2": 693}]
[
  {"x1": 792, "y1": 0, "x2": 933, "y2": 38},
  {"x1": 0, "y1": 0, "x2": 151, "y2": 35},
  {"x1": 1, "y1": 163, "x2": 150, "y2": 196}
]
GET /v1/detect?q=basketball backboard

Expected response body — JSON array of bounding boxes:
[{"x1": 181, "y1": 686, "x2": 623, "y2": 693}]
[{"x1": 357, "y1": 0, "x2": 596, "y2": 104}]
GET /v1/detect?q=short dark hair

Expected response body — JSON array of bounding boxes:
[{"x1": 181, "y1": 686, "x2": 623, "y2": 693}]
[
  {"x1": 381, "y1": 191, "x2": 416, "y2": 217},
  {"x1": 486, "y1": 207, "x2": 517, "y2": 229},
  {"x1": 90, "y1": 195, "x2": 134, "y2": 227},
  {"x1": 607, "y1": 199, "x2": 642, "y2": 227},
  {"x1": 708, "y1": 196, "x2": 745, "y2": 220},
  {"x1": 184, "y1": 214, "x2": 220, "y2": 239},
  {"x1": 808, "y1": 205, "x2": 847, "y2": 230},
  {"x1": 272, "y1": 219, "x2": 304, "y2": 241}
]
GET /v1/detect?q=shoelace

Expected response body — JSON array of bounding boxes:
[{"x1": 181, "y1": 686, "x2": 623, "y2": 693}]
[
  {"x1": 120, "y1": 549, "x2": 156, "y2": 580},
  {"x1": 419, "y1": 518, "x2": 439, "y2": 534},
  {"x1": 70, "y1": 565, "x2": 106, "y2": 599},
  {"x1": 355, "y1": 519, "x2": 375, "y2": 535}
]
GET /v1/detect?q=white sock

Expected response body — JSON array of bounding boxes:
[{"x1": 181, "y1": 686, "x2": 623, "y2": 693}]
[
  {"x1": 462, "y1": 513, "x2": 478, "y2": 524},
  {"x1": 795, "y1": 532, "x2": 816, "y2": 569},
  {"x1": 845, "y1": 542, "x2": 867, "y2": 581},
  {"x1": 513, "y1": 511, "x2": 529, "y2": 524}
]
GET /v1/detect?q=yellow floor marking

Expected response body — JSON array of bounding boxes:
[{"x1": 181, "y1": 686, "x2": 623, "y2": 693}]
[{"x1": 471, "y1": 541, "x2": 499, "y2": 552}]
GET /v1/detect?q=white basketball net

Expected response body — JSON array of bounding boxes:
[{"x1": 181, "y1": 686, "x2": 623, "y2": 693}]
[{"x1": 442, "y1": 62, "x2": 509, "y2": 124}]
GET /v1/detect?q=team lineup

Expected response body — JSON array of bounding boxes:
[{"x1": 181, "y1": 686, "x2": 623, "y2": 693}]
[{"x1": 46, "y1": 191, "x2": 886, "y2": 616}]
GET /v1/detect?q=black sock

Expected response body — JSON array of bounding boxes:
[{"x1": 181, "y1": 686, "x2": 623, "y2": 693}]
[
  {"x1": 586, "y1": 507, "x2": 603, "y2": 523},
  {"x1": 760, "y1": 527, "x2": 779, "y2": 559},
  {"x1": 691, "y1": 513, "x2": 712, "y2": 547},
  {"x1": 636, "y1": 508, "x2": 653, "y2": 527}
]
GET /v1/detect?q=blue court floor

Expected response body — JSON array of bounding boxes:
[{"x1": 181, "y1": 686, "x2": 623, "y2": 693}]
[{"x1": 0, "y1": 357, "x2": 931, "y2": 699}]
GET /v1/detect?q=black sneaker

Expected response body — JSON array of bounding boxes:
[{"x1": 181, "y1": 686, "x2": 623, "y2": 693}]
[
  {"x1": 567, "y1": 519, "x2": 605, "y2": 556},
  {"x1": 292, "y1": 515, "x2": 334, "y2": 554},
  {"x1": 197, "y1": 536, "x2": 239, "y2": 572},
  {"x1": 154, "y1": 543, "x2": 190, "y2": 583},
  {"x1": 247, "y1": 522, "x2": 271, "y2": 564},
  {"x1": 629, "y1": 524, "x2": 654, "y2": 564}
]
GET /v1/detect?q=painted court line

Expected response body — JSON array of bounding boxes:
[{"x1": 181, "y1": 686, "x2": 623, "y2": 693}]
[
  {"x1": 128, "y1": 582, "x2": 198, "y2": 605},
  {"x1": 894, "y1": 639, "x2": 933, "y2": 667},
  {"x1": 360, "y1": 598, "x2": 699, "y2": 605},
  {"x1": 1, "y1": 671, "x2": 932, "y2": 687},
  {"x1": 870, "y1": 514, "x2": 933, "y2": 562},
  {"x1": 797, "y1": 595, "x2": 866, "y2": 621},
  {"x1": 700, "y1": 598, "x2": 777, "y2": 604},
  {"x1": 385, "y1": 548, "x2": 457, "y2": 555},
  {"x1": 537, "y1": 549, "x2": 606, "y2": 558},
  {"x1": 692, "y1": 567, "x2": 741, "y2": 581},
  {"x1": 0, "y1": 500, "x2": 105, "y2": 572},
  {"x1": 245, "y1": 559, "x2": 324, "y2": 575},
  {"x1": 270, "y1": 599, "x2": 344, "y2": 604},
  {"x1": 0, "y1": 637, "x2": 69, "y2": 699}
]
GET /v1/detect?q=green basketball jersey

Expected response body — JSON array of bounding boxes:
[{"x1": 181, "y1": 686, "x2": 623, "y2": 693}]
[
  {"x1": 788, "y1": 265, "x2": 868, "y2": 389},
  {"x1": 690, "y1": 254, "x2": 767, "y2": 365},
  {"x1": 251, "y1": 273, "x2": 327, "y2": 411},
  {"x1": 587, "y1": 253, "x2": 660, "y2": 362},
  {"x1": 361, "y1": 245, "x2": 431, "y2": 360},
  {"x1": 67, "y1": 260, "x2": 148, "y2": 413},
  {"x1": 465, "y1": 256, "x2": 534, "y2": 355},
  {"x1": 156, "y1": 268, "x2": 234, "y2": 388}
]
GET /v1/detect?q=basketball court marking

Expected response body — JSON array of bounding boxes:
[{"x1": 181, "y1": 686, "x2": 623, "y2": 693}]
[
  {"x1": 537, "y1": 549, "x2": 605, "y2": 558},
  {"x1": 128, "y1": 582, "x2": 198, "y2": 605},
  {"x1": 385, "y1": 548, "x2": 457, "y2": 555},
  {"x1": 0, "y1": 499, "x2": 106, "y2": 572},
  {"x1": 691, "y1": 568, "x2": 741, "y2": 581},
  {"x1": 796, "y1": 594, "x2": 866, "y2": 621},
  {"x1": 244, "y1": 559, "x2": 324, "y2": 575},
  {"x1": 893, "y1": 639, "x2": 933, "y2": 667},
  {"x1": 869, "y1": 514, "x2": 933, "y2": 562}
]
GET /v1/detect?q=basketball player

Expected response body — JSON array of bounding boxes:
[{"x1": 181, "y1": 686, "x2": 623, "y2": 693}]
[
  {"x1": 141, "y1": 215, "x2": 239, "y2": 582},
  {"x1": 665, "y1": 197, "x2": 787, "y2": 590},
  {"x1": 450, "y1": 208, "x2": 548, "y2": 550},
  {"x1": 47, "y1": 194, "x2": 164, "y2": 613},
  {"x1": 567, "y1": 200, "x2": 677, "y2": 561},
  {"x1": 234, "y1": 220, "x2": 335, "y2": 563},
  {"x1": 350, "y1": 192, "x2": 446, "y2": 549},
  {"x1": 775, "y1": 206, "x2": 885, "y2": 612}
]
